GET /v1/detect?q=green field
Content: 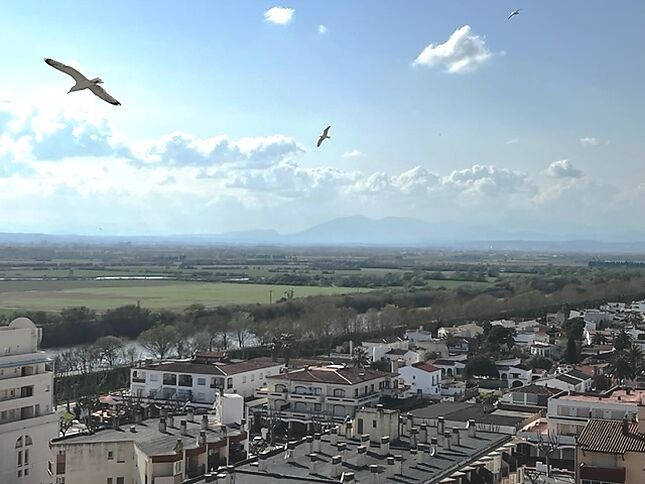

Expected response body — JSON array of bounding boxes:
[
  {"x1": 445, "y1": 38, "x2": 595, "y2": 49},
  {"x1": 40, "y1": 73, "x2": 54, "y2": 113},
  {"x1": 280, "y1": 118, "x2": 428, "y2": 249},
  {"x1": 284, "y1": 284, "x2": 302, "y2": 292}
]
[{"x1": 0, "y1": 280, "x2": 369, "y2": 312}]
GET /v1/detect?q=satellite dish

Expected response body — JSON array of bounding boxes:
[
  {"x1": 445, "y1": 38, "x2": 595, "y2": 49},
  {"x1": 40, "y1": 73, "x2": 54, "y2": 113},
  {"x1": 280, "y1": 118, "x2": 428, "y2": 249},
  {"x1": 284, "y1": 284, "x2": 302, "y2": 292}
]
[{"x1": 430, "y1": 446, "x2": 437, "y2": 457}]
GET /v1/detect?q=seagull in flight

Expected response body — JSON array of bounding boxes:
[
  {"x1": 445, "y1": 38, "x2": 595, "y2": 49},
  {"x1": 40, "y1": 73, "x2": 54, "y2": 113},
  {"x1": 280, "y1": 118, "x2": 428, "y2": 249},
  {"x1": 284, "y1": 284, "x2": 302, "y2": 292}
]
[
  {"x1": 508, "y1": 9, "x2": 521, "y2": 20},
  {"x1": 317, "y1": 126, "x2": 331, "y2": 148},
  {"x1": 44, "y1": 58, "x2": 121, "y2": 106}
]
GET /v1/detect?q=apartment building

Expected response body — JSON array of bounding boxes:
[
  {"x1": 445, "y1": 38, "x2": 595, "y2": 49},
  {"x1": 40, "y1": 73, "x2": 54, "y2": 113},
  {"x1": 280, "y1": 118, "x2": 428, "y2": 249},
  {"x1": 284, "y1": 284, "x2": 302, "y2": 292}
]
[
  {"x1": 258, "y1": 364, "x2": 397, "y2": 425},
  {"x1": 0, "y1": 317, "x2": 58, "y2": 484},
  {"x1": 577, "y1": 405, "x2": 645, "y2": 484},
  {"x1": 51, "y1": 413, "x2": 247, "y2": 484},
  {"x1": 547, "y1": 388, "x2": 645, "y2": 444},
  {"x1": 129, "y1": 355, "x2": 284, "y2": 404}
]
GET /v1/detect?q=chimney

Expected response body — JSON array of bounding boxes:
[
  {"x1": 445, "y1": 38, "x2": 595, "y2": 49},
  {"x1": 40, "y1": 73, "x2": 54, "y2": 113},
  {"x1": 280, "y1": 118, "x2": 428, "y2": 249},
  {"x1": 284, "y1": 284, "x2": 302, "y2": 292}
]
[
  {"x1": 468, "y1": 419, "x2": 476, "y2": 438},
  {"x1": 360, "y1": 434, "x2": 370, "y2": 451},
  {"x1": 168, "y1": 413, "x2": 175, "y2": 428},
  {"x1": 306, "y1": 435, "x2": 314, "y2": 454},
  {"x1": 622, "y1": 415, "x2": 630, "y2": 435},
  {"x1": 357, "y1": 445, "x2": 367, "y2": 467},
  {"x1": 638, "y1": 403, "x2": 645, "y2": 434},
  {"x1": 410, "y1": 427, "x2": 418, "y2": 449},
  {"x1": 437, "y1": 416, "x2": 445, "y2": 435},
  {"x1": 187, "y1": 407, "x2": 195, "y2": 422},
  {"x1": 161, "y1": 407, "x2": 168, "y2": 418},
  {"x1": 345, "y1": 421, "x2": 353, "y2": 439},
  {"x1": 349, "y1": 340, "x2": 354, "y2": 356},
  {"x1": 417, "y1": 443, "x2": 426, "y2": 464},
  {"x1": 337, "y1": 442, "x2": 348, "y2": 462},
  {"x1": 410, "y1": 448, "x2": 417, "y2": 464},
  {"x1": 174, "y1": 438, "x2": 184, "y2": 454},
  {"x1": 287, "y1": 442, "x2": 297, "y2": 463},
  {"x1": 198, "y1": 430, "x2": 207, "y2": 447},
  {"x1": 313, "y1": 433, "x2": 322, "y2": 453},
  {"x1": 444, "y1": 431, "x2": 452, "y2": 450},
  {"x1": 159, "y1": 417, "x2": 167, "y2": 433},
  {"x1": 134, "y1": 410, "x2": 143, "y2": 424},
  {"x1": 258, "y1": 451, "x2": 269, "y2": 472},
  {"x1": 342, "y1": 472, "x2": 355, "y2": 483},
  {"x1": 394, "y1": 455, "x2": 403, "y2": 475},
  {"x1": 369, "y1": 464, "x2": 380, "y2": 484},
  {"x1": 330, "y1": 426, "x2": 339, "y2": 446},
  {"x1": 331, "y1": 455, "x2": 343, "y2": 478},
  {"x1": 427, "y1": 440, "x2": 435, "y2": 459},
  {"x1": 309, "y1": 453, "x2": 321, "y2": 475},
  {"x1": 180, "y1": 419, "x2": 188, "y2": 436},
  {"x1": 380, "y1": 436, "x2": 390, "y2": 457},
  {"x1": 406, "y1": 413, "x2": 413, "y2": 433},
  {"x1": 391, "y1": 358, "x2": 400, "y2": 373},
  {"x1": 387, "y1": 456, "x2": 395, "y2": 472},
  {"x1": 112, "y1": 415, "x2": 120, "y2": 430},
  {"x1": 452, "y1": 427, "x2": 460, "y2": 446},
  {"x1": 420, "y1": 424, "x2": 428, "y2": 443},
  {"x1": 201, "y1": 415, "x2": 209, "y2": 431},
  {"x1": 226, "y1": 466, "x2": 235, "y2": 484}
]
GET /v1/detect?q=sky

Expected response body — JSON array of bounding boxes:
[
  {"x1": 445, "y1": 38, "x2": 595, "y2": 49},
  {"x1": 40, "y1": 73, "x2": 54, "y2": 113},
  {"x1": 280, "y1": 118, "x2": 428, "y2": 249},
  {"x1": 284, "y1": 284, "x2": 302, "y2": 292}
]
[{"x1": 1, "y1": 0, "x2": 645, "y2": 240}]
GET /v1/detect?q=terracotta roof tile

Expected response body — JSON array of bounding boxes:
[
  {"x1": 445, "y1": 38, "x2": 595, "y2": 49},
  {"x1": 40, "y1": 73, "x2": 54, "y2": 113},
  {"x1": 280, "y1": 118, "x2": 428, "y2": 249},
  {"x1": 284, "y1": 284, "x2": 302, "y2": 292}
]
[{"x1": 578, "y1": 419, "x2": 645, "y2": 454}]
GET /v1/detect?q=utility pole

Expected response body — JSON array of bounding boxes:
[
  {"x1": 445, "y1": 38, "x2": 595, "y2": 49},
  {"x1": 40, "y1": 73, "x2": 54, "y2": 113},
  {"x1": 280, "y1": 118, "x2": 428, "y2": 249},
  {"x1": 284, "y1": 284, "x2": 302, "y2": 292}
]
[{"x1": 269, "y1": 290, "x2": 273, "y2": 304}]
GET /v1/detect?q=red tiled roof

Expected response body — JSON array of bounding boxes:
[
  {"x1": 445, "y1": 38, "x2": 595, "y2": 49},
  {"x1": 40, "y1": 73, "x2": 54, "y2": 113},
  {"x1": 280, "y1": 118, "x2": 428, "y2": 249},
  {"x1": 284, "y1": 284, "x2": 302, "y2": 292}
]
[
  {"x1": 411, "y1": 362, "x2": 441, "y2": 373},
  {"x1": 578, "y1": 419, "x2": 645, "y2": 454}
]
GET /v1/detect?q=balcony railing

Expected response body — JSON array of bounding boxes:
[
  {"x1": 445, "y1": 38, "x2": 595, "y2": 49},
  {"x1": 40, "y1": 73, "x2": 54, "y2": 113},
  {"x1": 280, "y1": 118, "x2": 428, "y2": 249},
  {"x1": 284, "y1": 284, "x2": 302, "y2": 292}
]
[{"x1": 131, "y1": 377, "x2": 146, "y2": 383}]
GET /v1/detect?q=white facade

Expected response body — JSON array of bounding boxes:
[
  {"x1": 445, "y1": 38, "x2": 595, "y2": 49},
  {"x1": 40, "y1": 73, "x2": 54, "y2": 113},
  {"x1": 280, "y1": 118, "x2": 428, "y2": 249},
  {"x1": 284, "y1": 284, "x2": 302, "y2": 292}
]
[
  {"x1": 497, "y1": 365, "x2": 533, "y2": 387},
  {"x1": 361, "y1": 337, "x2": 408, "y2": 362},
  {"x1": 398, "y1": 363, "x2": 441, "y2": 396},
  {"x1": 130, "y1": 358, "x2": 284, "y2": 402},
  {"x1": 530, "y1": 342, "x2": 556, "y2": 358},
  {"x1": 534, "y1": 370, "x2": 592, "y2": 393},
  {"x1": 438, "y1": 323, "x2": 483, "y2": 339},
  {"x1": 404, "y1": 327, "x2": 434, "y2": 343},
  {"x1": 382, "y1": 349, "x2": 421, "y2": 367},
  {"x1": 0, "y1": 318, "x2": 58, "y2": 484}
]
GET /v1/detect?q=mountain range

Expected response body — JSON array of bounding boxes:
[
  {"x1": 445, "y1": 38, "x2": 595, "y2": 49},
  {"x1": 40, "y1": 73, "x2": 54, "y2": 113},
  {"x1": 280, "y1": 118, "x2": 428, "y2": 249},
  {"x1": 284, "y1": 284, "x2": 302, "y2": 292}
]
[{"x1": 2, "y1": 215, "x2": 645, "y2": 253}]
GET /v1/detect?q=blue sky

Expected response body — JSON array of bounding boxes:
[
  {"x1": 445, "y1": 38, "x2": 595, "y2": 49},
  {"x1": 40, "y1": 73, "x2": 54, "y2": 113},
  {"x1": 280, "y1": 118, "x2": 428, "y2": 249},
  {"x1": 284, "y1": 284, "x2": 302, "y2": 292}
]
[{"x1": 1, "y1": 1, "x2": 644, "y2": 239}]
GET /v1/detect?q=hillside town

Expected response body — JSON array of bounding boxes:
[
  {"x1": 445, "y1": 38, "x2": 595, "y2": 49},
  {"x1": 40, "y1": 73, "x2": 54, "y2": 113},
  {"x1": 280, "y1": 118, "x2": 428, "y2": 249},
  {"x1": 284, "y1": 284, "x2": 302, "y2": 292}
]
[{"x1": 4, "y1": 298, "x2": 645, "y2": 484}]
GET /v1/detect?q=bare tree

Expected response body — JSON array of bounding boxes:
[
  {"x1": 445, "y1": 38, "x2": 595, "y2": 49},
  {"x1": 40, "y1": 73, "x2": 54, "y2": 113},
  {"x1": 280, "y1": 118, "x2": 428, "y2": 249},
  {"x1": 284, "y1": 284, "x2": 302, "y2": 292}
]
[
  {"x1": 536, "y1": 430, "x2": 560, "y2": 477},
  {"x1": 139, "y1": 325, "x2": 179, "y2": 360}
]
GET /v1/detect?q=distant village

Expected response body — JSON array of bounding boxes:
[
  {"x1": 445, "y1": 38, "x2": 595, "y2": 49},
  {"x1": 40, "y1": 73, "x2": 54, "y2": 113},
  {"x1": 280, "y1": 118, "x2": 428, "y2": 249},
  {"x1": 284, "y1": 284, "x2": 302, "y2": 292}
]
[{"x1": 5, "y1": 298, "x2": 645, "y2": 483}]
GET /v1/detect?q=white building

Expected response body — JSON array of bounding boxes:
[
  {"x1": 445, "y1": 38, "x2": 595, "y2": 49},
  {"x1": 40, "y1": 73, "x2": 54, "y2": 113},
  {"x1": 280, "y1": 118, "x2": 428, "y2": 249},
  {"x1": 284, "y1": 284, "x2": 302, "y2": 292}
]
[
  {"x1": 51, "y1": 413, "x2": 247, "y2": 484},
  {"x1": 398, "y1": 362, "x2": 442, "y2": 396},
  {"x1": 404, "y1": 327, "x2": 434, "y2": 343},
  {"x1": 0, "y1": 317, "x2": 58, "y2": 484},
  {"x1": 496, "y1": 363, "x2": 533, "y2": 387},
  {"x1": 514, "y1": 330, "x2": 549, "y2": 347},
  {"x1": 530, "y1": 341, "x2": 557, "y2": 359},
  {"x1": 361, "y1": 337, "x2": 408, "y2": 362},
  {"x1": 491, "y1": 319, "x2": 515, "y2": 329},
  {"x1": 534, "y1": 369, "x2": 593, "y2": 393},
  {"x1": 546, "y1": 388, "x2": 645, "y2": 443},
  {"x1": 584, "y1": 309, "x2": 612, "y2": 326},
  {"x1": 258, "y1": 364, "x2": 398, "y2": 425},
  {"x1": 432, "y1": 359, "x2": 466, "y2": 378},
  {"x1": 438, "y1": 323, "x2": 483, "y2": 339},
  {"x1": 382, "y1": 348, "x2": 421, "y2": 367},
  {"x1": 130, "y1": 355, "x2": 284, "y2": 403}
]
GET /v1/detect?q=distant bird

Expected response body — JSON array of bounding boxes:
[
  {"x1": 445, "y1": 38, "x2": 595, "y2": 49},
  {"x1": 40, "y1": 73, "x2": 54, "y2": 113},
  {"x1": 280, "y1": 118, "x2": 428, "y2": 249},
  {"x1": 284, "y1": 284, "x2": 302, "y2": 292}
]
[
  {"x1": 316, "y1": 126, "x2": 331, "y2": 148},
  {"x1": 507, "y1": 9, "x2": 521, "y2": 20},
  {"x1": 44, "y1": 58, "x2": 121, "y2": 106}
]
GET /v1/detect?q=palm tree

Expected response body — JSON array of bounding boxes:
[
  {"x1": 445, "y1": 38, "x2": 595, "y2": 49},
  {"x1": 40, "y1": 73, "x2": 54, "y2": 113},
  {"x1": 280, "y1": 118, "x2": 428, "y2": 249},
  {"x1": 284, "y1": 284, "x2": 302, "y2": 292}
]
[
  {"x1": 591, "y1": 332, "x2": 607, "y2": 345},
  {"x1": 351, "y1": 347, "x2": 370, "y2": 369},
  {"x1": 613, "y1": 330, "x2": 633, "y2": 351},
  {"x1": 608, "y1": 352, "x2": 634, "y2": 383},
  {"x1": 625, "y1": 345, "x2": 644, "y2": 378}
]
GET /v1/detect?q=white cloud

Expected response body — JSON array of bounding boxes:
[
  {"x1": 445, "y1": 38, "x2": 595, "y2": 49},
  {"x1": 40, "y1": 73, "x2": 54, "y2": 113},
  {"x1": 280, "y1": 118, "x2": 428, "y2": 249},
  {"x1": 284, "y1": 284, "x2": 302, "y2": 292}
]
[
  {"x1": 545, "y1": 159, "x2": 583, "y2": 179},
  {"x1": 264, "y1": 6, "x2": 295, "y2": 25},
  {"x1": 579, "y1": 136, "x2": 610, "y2": 147},
  {"x1": 505, "y1": 138, "x2": 520, "y2": 145},
  {"x1": 342, "y1": 149, "x2": 365, "y2": 158},
  {"x1": 413, "y1": 25, "x2": 492, "y2": 73},
  {"x1": 318, "y1": 25, "x2": 327, "y2": 35}
]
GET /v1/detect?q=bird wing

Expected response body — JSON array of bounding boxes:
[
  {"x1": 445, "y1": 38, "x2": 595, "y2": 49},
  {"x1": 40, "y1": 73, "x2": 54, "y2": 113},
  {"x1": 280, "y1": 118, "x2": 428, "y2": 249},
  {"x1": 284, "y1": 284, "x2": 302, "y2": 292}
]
[
  {"x1": 44, "y1": 58, "x2": 89, "y2": 83},
  {"x1": 508, "y1": 9, "x2": 520, "y2": 19},
  {"x1": 316, "y1": 136, "x2": 324, "y2": 147},
  {"x1": 88, "y1": 84, "x2": 121, "y2": 106},
  {"x1": 322, "y1": 126, "x2": 331, "y2": 137}
]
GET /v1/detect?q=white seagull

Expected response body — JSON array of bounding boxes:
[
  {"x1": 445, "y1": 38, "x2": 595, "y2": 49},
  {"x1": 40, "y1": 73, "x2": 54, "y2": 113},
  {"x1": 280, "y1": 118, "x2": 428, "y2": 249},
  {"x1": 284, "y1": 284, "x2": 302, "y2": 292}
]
[
  {"x1": 317, "y1": 125, "x2": 331, "y2": 148},
  {"x1": 507, "y1": 9, "x2": 521, "y2": 20},
  {"x1": 44, "y1": 58, "x2": 121, "y2": 106}
]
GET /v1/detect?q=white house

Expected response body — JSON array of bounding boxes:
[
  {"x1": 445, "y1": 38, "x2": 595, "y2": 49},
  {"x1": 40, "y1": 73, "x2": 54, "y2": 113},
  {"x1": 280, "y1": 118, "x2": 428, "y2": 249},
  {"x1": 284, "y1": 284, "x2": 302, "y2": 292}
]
[
  {"x1": 398, "y1": 362, "x2": 442, "y2": 396},
  {"x1": 491, "y1": 319, "x2": 516, "y2": 329},
  {"x1": 514, "y1": 330, "x2": 549, "y2": 347},
  {"x1": 530, "y1": 341, "x2": 557, "y2": 359},
  {"x1": 382, "y1": 348, "x2": 421, "y2": 367},
  {"x1": 130, "y1": 355, "x2": 284, "y2": 403},
  {"x1": 534, "y1": 369, "x2": 593, "y2": 393},
  {"x1": 0, "y1": 318, "x2": 58, "y2": 484},
  {"x1": 361, "y1": 336, "x2": 408, "y2": 362},
  {"x1": 404, "y1": 327, "x2": 434, "y2": 343},
  {"x1": 496, "y1": 363, "x2": 533, "y2": 388},
  {"x1": 438, "y1": 323, "x2": 483, "y2": 339},
  {"x1": 432, "y1": 359, "x2": 466, "y2": 378}
]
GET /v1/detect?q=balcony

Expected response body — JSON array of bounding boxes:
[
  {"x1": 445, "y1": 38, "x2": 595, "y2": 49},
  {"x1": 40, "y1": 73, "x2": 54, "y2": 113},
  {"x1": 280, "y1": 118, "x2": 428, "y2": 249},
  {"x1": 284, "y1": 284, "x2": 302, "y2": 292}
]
[
  {"x1": 325, "y1": 393, "x2": 380, "y2": 406},
  {"x1": 288, "y1": 393, "x2": 323, "y2": 403},
  {"x1": 132, "y1": 377, "x2": 146, "y2": 383},
  {"x1": 579, "y1": 464, "x2": 625, "y2": 483}
]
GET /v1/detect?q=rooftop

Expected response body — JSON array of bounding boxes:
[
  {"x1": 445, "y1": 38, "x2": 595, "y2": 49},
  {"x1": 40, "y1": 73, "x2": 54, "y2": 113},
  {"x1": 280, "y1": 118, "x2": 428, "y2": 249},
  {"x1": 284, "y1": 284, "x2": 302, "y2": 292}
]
[
  {"x1": 137, "y1": 357, "x2": 283, "y2": 376},
  {"x1": 558, "y1": 389, "x2": 645, "y2": 405},
  {"x1": 578, "y1": 419, "x2": 645, "y2": 454},
  {"x1": 509, "y1": 384, "x2": 560, "y2": 396},
  {"x1": 53, "y1": 416, "x2": 245, "y2": 457},
  {"x1": 217, "y1": 418, "x2": 508, "y2": 483},
  {"x1": 266, "y1": 365, "x2": 390, "y2": 385},
  {"x1": 410, "y1": 361, "x2": 442, "y2": 373},
  {"x1": 385, "y1": 348, "x2": 409, "y2": 356},
  {"x1": 410, "y1": 402, "x2": 536, "y2": 429},
  {"x1": 363, "y1": 336, "x2": 404, "y2": 344}
]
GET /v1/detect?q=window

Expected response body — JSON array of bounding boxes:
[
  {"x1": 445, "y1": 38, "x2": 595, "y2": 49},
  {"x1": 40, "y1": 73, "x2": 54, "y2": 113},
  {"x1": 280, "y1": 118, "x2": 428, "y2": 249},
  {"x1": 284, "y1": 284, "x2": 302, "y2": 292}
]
[
  {"x1": 163, "y1": 373, "x2": 177, "y2": 386},
  {"x1": 314, "y1": 403, "x2": 321, "y2": 411},
  {"x1": 197, "y1": 378, "x2": 206, "y2": 386},
  {"x1": 107, "y1": 479, "x2": 113, "y2": 484},
  {"x1": 177, "y1": 374, "x2": 193, "y2": 387},
  {"x1": 150, "y1": 373, "x2": 158, "y2": 382},
  {"x1": 354, "y1": 389, "x2": 359, "y2": 397},
  {"x1": 108, "y1": 451, "x2": 113, "y2": 460},
  {"x1": 242, "y1": 376, "x2": 247, "y2": 384},
  {"x1": 370, "y1": 384, "x2": 374, "y2": 392},
  {"x1": 372, "y1": 419, "x2": 377, "y2": 428},
  {"x1": 116, "y1": 477, "x2": 125, "y2": 484},
  {"x1": 227, "y1": 378, "x2": 233, "y2": 389},
  {"x1": 250, "y1": 374, "x2": 255, "y2": 381}
]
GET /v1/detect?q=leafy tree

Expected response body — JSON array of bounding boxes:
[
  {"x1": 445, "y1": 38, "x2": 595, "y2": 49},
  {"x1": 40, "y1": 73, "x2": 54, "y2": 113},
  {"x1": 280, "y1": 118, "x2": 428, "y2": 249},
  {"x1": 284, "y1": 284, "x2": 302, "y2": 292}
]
[
  {"x1": 465, "y1": 356, "x2": 499, "y2": 378},
  {"x1": 564, "y1": 337, "x2": 579, "y2": 363},
  {"x1": 561, "y1": 317, "x2": 585, "y2": 341},
  {"x1": 526, "y1": 355, "x2": 553, "y2": 371},
  {"x1": 591, "y1": 332, "x2": 608, "y2": 345},
  {"x1": 92, "y1": 336, "x2": 124, "y2": 368},
  {"x1": 138, "y1": 325, "x2": 179, "y2": 360},
  {"x1": 59, "y1": 412, "x2": 75, "y2": 436},
  {"x1": 270, "y1": 333, "x2": 295, "y2": 367},
  {"x1": 613, "y1": 330, "x2": 632, "y2": 351}
]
